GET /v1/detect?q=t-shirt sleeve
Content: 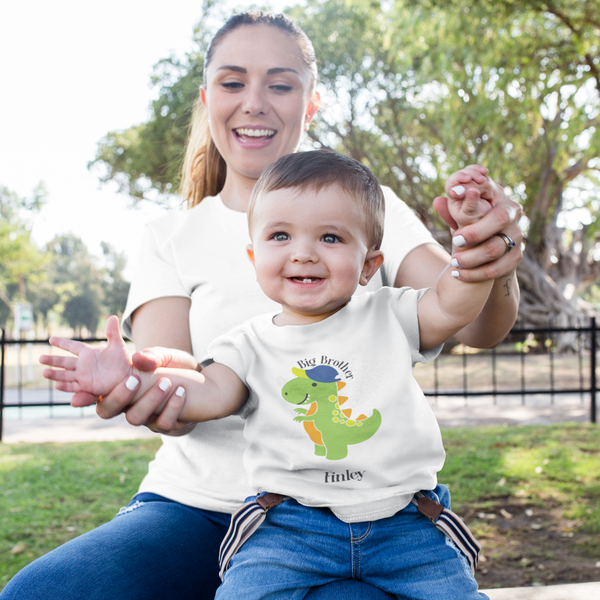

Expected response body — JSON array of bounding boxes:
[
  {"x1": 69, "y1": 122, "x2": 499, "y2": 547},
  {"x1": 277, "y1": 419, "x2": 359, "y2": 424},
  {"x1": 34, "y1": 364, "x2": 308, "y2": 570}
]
[
  {"x1": 390, "y1": 287, "x2": 443, "y2": 366},
  {"x1": 121, "y1": 221, "x2": 190, "y2": 339},
  {"x1": 379, "y1": 186, "x2": 442, "y2": 287}
]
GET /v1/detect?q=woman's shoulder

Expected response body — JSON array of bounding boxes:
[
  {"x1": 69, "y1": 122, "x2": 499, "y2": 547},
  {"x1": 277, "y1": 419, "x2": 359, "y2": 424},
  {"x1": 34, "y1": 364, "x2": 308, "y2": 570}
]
[{"x1": 145, "y1": 195, "x2": 224, "y2": 235}]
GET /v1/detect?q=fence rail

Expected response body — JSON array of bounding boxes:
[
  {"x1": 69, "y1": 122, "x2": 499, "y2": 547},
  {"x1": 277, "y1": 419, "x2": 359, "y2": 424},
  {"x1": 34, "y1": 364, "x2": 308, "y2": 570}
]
[{"x1": 1, "y1": 319, "x2": 597, "y2": 442}]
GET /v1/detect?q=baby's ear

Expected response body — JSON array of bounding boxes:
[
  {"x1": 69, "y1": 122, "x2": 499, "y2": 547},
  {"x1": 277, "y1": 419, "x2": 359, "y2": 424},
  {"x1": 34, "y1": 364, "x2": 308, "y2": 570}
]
[
  {"x1": 359, "y1": 250, "x2": 384, "y2": 286},
  {"x1": 246, "y1": 245, "x2": 255, "y2": 266}
]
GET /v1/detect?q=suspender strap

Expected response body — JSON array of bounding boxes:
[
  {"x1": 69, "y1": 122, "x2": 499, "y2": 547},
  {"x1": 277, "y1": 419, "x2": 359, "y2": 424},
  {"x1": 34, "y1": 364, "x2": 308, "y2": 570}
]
[
  {"x1": 411, "y1": 492, "x2": 481, "y2": 575},
  {"x1": 218, "y1": 493, "x2": 288, "y2": 581}
]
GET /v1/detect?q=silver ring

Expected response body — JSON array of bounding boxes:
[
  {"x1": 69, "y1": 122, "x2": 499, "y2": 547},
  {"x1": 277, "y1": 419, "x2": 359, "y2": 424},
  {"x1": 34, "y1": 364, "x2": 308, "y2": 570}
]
[{"x1": 496, "y1": 233, "x2": 516, "y2": 253}]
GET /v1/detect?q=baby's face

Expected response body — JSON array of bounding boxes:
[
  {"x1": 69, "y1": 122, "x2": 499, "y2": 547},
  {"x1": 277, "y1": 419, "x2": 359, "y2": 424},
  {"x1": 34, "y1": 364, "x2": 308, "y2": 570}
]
[{"x1": 248, "y1": 184, "x2": 381, "y2": 326}]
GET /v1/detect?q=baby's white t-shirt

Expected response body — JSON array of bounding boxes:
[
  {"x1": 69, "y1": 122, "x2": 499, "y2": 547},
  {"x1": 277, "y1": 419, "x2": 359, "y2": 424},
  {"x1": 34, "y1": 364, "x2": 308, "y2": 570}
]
[{"x1": 205, "y1": 287, "x2": 445, "y2": 523}]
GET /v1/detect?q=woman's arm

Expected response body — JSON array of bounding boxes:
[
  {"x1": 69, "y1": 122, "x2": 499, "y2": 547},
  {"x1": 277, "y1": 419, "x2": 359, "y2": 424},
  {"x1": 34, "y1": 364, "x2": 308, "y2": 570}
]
[{"x1": 92, "y1": 297, "x2": 199, "y2": 433}]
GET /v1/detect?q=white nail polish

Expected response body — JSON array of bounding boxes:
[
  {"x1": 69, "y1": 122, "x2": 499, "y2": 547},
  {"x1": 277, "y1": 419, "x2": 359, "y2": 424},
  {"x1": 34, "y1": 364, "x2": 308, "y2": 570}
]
[
  {"x1": 126, "y1": 376, "x2": 139, "y2": 391},
  {"x1": 159, "y1": 379, "x2": 171, "y2": 392},
  {"x1": 453, "y1": 235, "x2": 466, "y2": 247},
  {"x1": 451, "y1": 270, "x2": 460, "y2": 278},
  {"x1": 451, "y1": 258, "x2": 459, "y2": 268},
  {"x1": 175, "y1": 386, "x2": 185, "y2": 397},
  {"x1": 451, "y1": 185, "x2": 465, "y2": 195}
]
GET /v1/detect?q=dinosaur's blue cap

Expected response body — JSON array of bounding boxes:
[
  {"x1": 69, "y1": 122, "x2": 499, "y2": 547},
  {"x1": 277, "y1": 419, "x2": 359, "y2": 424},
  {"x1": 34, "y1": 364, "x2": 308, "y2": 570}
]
[{"x1": 305, "y1": 365, "x2": 341, "y2": 383}]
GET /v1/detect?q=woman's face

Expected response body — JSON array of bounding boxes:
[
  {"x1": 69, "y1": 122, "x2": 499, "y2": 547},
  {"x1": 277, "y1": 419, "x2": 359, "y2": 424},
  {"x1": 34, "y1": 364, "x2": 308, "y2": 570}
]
[{"x1": 201, "y1": 24, "x2": 318, "y2": 190}]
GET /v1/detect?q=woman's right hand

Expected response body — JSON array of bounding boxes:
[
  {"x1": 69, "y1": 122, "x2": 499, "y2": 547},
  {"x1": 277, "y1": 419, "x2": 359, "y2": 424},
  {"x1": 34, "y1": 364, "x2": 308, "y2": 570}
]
[{"x1": 73, "y1": 347, "x2": 199, "y2": 435}]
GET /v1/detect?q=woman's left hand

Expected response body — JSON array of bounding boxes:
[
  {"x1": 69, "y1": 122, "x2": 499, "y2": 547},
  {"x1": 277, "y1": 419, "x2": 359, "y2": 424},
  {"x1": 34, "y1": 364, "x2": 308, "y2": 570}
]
[{"x1": 433, "y1": 164, "x2": 523, "y2": 282}]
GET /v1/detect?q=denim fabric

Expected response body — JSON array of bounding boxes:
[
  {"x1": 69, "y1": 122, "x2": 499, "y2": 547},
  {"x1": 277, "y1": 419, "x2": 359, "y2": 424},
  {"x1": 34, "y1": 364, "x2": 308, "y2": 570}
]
[
  {"x1": 217, "y1": 485, "x2": 488, "y2": 600},
  {"x1": 0, "y1": 493, "x2": 392, "y2": 600}
]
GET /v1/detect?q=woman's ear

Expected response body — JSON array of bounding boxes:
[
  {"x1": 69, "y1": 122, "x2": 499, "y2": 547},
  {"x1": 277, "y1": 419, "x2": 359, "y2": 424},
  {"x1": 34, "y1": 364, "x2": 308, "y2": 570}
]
[
  {"x1": 200, "y1": 85, "x2": 207, "y2": 106},
  {"x1": 246, "y1": 245, "x2": 255, "y2": 266},
  {"x1": 359, "y1": 250, "x2": 384, "y2": 286},
  {"x1": 304, "y1": 92, "x2": 320, "y2": 131}
]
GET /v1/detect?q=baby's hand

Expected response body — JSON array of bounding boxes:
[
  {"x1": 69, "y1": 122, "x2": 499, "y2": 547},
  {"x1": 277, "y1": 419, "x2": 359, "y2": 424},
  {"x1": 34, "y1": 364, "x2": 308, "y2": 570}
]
[
  {"x1": 40, "y1": 316, "x2": 133, "y2": 398},
  {"x1": 447, "y1": 185, "x2": 493, "y2": 230}
]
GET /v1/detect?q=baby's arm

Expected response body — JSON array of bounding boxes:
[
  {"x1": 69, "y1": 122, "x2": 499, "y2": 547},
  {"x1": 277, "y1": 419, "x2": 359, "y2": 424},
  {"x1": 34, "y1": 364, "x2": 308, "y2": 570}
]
[
  {"x1": 41, "y1": 316, "x2": 248, "y2": 422},
  {"x1": 417, "y1": 187, "x2": 495, "y2": 350}
]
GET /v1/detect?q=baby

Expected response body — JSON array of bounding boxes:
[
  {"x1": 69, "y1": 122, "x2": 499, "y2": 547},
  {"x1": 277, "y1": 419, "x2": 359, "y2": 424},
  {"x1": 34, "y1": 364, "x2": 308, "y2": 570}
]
[{"x1": 42, "y1": 150, "x2": 493, "y2": 599}]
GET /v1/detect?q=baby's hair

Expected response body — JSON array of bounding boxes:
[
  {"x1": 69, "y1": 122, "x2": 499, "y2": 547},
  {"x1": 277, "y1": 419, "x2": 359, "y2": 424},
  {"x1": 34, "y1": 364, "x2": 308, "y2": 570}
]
[{"x1": 248, "y1": 151, "x2": 385, "y2": 250}]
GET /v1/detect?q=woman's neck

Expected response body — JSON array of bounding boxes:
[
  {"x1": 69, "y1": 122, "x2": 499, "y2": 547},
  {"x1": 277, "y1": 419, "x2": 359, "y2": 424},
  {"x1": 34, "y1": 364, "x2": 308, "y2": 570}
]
[{"x1": 219, "y1": 173, "x2": 257, "y2": 213}]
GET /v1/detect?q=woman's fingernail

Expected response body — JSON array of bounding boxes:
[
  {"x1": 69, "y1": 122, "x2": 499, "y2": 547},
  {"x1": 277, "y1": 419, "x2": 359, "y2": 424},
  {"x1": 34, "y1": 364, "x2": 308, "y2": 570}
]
[
  {"x1": 126, "y1": 376, "x2": 139, "y2": 391},
  {"x1": 451, "y1": 185, "x2": 465, "y2": 195},
  {"x1": 451, "y1": 258, "x2": 459, "y2": 268},
  {"x1": 451, "y1": 270, "x2": 460, "y2": 278},
  {"x1": 453, "y1": 235, "x2": 466, "y2": 247},
  {"x1": 175, "y1": 386, "x2": 185, "y2": 397},
  {"x1": 159, "y1": 379, "x2": 171, "y2": 392}
]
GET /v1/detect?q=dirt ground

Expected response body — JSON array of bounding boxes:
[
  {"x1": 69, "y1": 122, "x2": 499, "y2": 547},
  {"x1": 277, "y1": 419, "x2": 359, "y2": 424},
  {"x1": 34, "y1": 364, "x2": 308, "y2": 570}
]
[{"x1": 464, "y1": 498, "x2": 600, "y2": 589}]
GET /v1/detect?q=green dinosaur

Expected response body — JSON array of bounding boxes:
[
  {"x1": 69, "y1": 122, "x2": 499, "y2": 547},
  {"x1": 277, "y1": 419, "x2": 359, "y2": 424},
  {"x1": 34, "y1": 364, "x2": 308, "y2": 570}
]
[{"x1": 281, "y1": 365, "x2": 382, "y2": 461}]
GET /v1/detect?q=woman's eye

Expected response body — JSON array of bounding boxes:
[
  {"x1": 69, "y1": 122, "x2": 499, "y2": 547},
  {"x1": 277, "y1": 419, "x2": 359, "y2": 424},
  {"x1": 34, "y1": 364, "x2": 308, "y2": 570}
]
[
  {"x1": 273, "y1": 232, "x2": 290, "y2": 241},
  {"x1": 322, "y1": 234, "x2": 339, "y2": 244},
  {"x1": 270, "y1": 84, "x2": 293, "y2": 93},
  {"x1": 222, "y1": 81, "x2": 244, "y2": 90}
]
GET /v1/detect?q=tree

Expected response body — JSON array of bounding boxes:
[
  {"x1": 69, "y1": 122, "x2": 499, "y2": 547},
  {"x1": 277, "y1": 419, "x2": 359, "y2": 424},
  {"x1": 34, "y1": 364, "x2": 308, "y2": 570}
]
[
  {"x1": 101, "y1": 242, "x2": 130, "y2": 317},
  {"x1": 44, "y1": 235, "x2": 105, "y2": 337},
  {"x1": 0, "y1": 185, "x2": 48, "y2": 328},
  {"x1": 89, "y1": 0, "x2": 600, "y2": 329}
]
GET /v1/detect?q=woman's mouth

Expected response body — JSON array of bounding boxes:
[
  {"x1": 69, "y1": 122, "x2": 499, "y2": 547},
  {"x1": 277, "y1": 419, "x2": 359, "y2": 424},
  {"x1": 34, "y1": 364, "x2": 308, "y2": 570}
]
[{"x1": 234, "y1": 128, "x2": 276, "y2": 142}]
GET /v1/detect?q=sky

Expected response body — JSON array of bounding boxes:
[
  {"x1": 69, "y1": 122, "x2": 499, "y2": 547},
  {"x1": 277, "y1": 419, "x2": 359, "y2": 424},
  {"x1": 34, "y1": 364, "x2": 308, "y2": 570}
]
[{"x1": 0, "y1": 0, "x2": 288, "y2": 278}]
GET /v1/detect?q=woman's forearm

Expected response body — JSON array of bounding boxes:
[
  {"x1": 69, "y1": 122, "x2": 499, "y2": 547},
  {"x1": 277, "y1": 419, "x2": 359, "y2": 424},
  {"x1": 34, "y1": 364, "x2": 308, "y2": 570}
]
[{"x1": 453, "y1": 270, "x2": 519, "y2": 348}]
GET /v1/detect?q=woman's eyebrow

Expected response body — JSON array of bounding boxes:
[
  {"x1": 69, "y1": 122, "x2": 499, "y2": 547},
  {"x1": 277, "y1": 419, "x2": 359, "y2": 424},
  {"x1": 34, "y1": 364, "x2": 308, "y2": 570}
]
[{"x1": 216, "y1": 65, "x2": 299, "y2": 75}]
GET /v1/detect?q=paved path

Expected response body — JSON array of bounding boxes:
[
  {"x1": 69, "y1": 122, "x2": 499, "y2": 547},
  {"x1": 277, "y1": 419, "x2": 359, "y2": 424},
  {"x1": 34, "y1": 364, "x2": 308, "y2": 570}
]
[
  {"x1": 1, "y1": 389, "x2": 593, "y2": 443},
  {"x1": 484, "y1": 581, "x2": 600, "y2": 599}
]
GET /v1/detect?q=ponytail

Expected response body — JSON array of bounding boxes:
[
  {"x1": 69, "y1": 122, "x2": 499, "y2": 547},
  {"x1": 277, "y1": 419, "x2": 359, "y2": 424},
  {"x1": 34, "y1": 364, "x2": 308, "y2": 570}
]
[{"x1": 180, "y1": 98, "x2": 227, "y2": 208}]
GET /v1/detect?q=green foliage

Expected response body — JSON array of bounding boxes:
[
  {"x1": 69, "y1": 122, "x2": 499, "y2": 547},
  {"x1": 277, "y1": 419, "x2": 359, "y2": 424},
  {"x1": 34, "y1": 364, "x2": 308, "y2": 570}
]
[{"x1": 0, "y1": 186, "x2": 48, "y2": 327}]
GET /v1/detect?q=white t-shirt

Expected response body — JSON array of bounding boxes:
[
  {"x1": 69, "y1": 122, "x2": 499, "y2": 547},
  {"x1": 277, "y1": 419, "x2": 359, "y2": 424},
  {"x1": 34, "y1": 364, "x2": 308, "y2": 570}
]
[
  {"x1": 206, "y1": 287, "x2": 445, "y2": 523},
  {"x1": 122, "y1": 187, "x2": 440, "y2": 513}
]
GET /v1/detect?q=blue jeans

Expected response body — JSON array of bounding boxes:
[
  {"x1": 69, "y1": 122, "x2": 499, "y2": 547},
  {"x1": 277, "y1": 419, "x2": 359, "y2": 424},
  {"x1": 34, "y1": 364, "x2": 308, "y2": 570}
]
[
  {"x1": 1, "y1": 493, "x2": 392, "y2": 600},
  {"x1": 217, "y1": 485, "x2": 487, "y2": 600}
]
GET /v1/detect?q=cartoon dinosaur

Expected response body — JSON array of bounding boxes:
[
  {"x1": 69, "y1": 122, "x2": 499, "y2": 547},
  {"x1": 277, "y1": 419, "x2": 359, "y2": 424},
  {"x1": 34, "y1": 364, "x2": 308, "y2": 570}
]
[{"x1": 281, "y1": 365, "x2": 382, "y2": 460}]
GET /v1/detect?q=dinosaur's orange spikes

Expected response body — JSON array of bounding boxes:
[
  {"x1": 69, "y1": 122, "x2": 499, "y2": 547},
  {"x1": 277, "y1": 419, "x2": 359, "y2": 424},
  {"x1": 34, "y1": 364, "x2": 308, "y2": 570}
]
[
  {"x1": 338, "y1": 396, "x2": 349, "y2": 405},
  {"x1": 337, "y1": 381, "x2": 346, "y2": 391},
  {"x1": 342, "y1": 409, "x2": 352, "y2": 418},
  {"x1": 356, "y1": 414, "x2": 367, "y2": 421}
]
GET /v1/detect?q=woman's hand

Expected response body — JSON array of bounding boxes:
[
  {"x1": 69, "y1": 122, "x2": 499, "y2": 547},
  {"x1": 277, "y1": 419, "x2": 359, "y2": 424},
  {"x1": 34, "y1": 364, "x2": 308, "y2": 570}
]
[
  {"x1": 81, "y1": 347, "x2": 200, "y2": 436},
  {"x1": 433, "y1": 164, "x2": 523, "y2": 282}
]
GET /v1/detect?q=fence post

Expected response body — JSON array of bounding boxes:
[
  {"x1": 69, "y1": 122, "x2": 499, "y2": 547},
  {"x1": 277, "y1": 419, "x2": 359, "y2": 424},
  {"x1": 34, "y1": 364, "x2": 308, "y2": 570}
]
[
  {"x1": 0, "y1": 329, "x2": 5, "y2": 442},
  {"x1": 591, "y1": 317, "x2": 597, "y2": 425}
]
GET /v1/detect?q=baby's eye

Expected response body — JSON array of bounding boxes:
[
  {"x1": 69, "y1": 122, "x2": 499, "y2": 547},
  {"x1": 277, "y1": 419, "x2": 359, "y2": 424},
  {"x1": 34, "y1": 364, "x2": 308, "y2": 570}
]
[
  {"x1": 321, "y1": 234, "x2": 340, "y2": 244},
  {"x1": 272, "y1": 232, "x2": 290, "y2": 241}
]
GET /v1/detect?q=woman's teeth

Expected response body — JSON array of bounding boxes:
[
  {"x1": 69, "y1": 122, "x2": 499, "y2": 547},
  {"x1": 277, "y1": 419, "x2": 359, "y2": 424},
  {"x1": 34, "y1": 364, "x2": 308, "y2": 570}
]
[{"x1": 235, "y1": 128, "x2": 275, "y2": 137}]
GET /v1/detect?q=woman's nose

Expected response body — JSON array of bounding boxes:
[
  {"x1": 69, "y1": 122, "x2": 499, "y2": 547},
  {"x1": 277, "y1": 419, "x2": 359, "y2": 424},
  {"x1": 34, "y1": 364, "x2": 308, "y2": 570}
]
[{"x1": 242, "y1": 85, "x2": 269, "y2": 116}]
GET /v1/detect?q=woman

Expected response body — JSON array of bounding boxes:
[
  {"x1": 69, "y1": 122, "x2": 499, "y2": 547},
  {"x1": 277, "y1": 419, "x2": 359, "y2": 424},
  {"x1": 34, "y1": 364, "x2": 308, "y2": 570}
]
[{"x1": 2, "y1": 11, "x2": 522, "y2": 600}]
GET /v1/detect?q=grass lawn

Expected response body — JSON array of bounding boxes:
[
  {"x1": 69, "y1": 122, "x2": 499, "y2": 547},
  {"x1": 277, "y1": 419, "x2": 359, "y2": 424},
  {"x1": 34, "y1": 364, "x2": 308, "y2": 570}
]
[{"x1": 1, "y1": 423, "x2": 600, "y2": 590}]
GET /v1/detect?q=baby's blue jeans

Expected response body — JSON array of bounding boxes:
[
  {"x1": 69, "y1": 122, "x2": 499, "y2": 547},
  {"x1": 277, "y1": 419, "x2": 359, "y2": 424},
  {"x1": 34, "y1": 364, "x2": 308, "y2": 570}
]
[
  {"x1": 217, "y1": 485, "x2": 488, "y2": 600},
  {"x1": 0, "y1": 493, "x2": 392, "y2": 600}
]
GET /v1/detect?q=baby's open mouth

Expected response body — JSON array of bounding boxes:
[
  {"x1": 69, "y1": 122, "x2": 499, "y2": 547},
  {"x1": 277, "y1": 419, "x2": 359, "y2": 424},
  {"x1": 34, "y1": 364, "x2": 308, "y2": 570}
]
[
  {"x1": 234, "y1": 128, "x2": 276, "y2": 140},
  {"x1": 290, "y1": 277, "x2": 322, "y2": 283}
]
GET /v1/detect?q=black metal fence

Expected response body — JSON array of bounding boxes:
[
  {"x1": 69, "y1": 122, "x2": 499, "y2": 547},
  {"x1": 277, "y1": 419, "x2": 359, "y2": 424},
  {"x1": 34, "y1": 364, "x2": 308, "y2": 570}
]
[{"x1": 0, "y1": 319, "x2": 597, "y2": 442}]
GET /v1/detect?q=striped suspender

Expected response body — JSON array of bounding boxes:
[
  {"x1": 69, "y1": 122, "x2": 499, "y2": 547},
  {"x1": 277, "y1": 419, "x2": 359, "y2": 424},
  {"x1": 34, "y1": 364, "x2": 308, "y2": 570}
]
[
  {"x1": 218, "y1": 493, "x2": 288, "y2": 581},
  {"x1": 411, "y1": 492, "x2": 481, "y2": 575},
  {"x1": 219, "y1": 491, "x2": 480, "y2": 581}
]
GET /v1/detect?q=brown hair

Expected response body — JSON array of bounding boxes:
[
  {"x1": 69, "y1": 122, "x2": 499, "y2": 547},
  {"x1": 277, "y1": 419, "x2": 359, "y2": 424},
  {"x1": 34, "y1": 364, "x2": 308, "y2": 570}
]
[
  {"x1": 180, "y1": 11, "x2": 318, "y2": 208},
  {"x1": 248, "y1": 150, "x2": 385, "y2": 250}
]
